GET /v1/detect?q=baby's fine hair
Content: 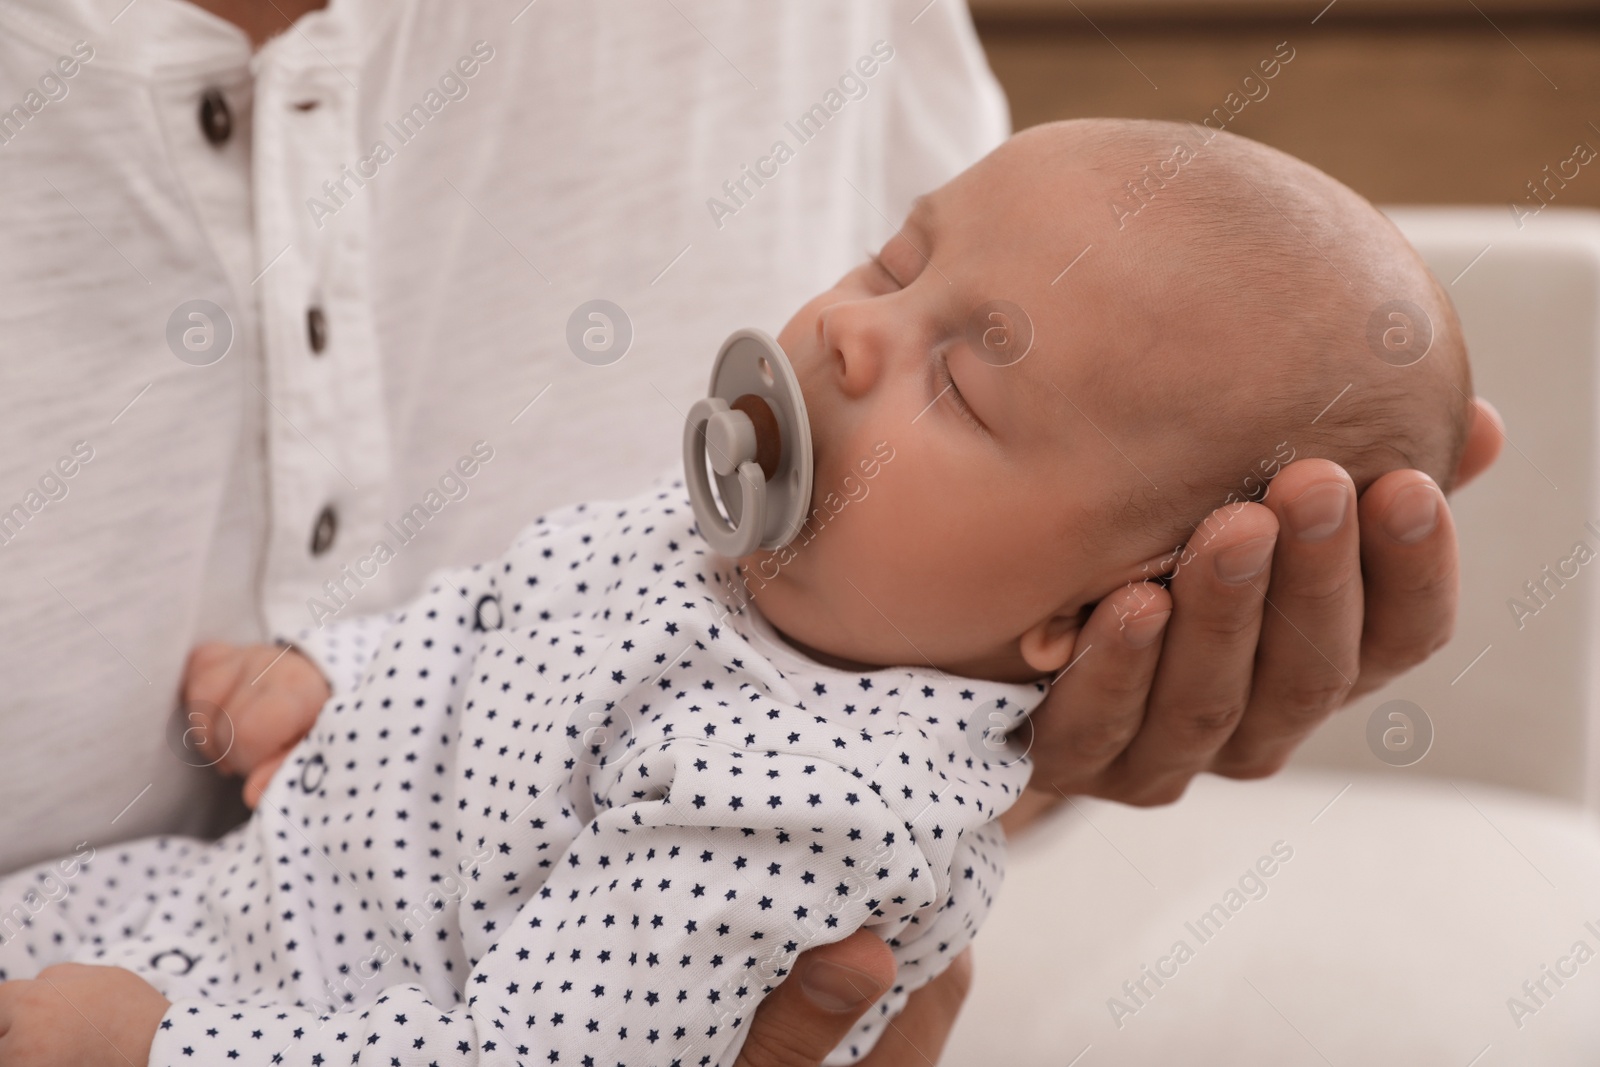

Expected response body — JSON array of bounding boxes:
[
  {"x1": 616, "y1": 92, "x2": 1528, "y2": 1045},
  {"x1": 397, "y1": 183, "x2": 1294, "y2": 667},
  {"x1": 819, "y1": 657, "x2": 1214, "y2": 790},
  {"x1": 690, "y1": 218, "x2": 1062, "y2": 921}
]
[{"x1": 1051, "y1": 118, "x2": 1473, "y2": 546}]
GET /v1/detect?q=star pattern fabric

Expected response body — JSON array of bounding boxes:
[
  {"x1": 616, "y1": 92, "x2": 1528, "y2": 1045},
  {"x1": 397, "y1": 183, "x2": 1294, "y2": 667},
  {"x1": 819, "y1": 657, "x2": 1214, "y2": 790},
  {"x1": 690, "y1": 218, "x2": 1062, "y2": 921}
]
[{"x1": 0, "y1": 482, "x2": 1043, "y2": 1066}]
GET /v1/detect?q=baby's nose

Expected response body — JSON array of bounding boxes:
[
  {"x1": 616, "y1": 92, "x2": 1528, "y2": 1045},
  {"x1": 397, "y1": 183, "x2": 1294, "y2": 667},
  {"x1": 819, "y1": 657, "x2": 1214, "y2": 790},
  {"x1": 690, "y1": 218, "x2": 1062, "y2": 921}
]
[{"x1": 824, "y1": 314, "x2": 886, "y2": 400}]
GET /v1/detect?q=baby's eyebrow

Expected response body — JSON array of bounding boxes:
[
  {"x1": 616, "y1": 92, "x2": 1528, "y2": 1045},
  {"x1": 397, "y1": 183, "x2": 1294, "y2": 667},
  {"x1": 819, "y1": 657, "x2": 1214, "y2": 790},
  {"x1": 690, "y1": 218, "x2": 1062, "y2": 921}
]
[
  {"x1": 865, "y1": 248, "x2": 902, "y2": 287},
  {"x1": 890, "y1": 196, "x2": 949, "y2": 285}
]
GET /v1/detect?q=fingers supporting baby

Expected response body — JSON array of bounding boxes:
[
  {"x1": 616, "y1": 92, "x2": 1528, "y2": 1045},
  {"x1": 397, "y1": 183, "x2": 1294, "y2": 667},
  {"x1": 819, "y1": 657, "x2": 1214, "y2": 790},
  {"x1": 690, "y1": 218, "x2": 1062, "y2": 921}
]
[
  {"x1": 1021, "y1": 580, "x2": 1172, "y2": 803},
  {"x1": 1016, "y1": 456, "x2": 1468, "y2": 809},
  {"x1": 1454, "y1": 396, "x2": 1505, "y2": 492},
  {"x1": 1102, "y1": 501, "x2": 1281, "y2": 806},
  {"x1": 855, "y1": 948, "x2": 972, "y2": 1066},
  {"x1": 1351, "y1": 469, "x2": 1458, "y2": 694},
  {"x1": 733, "y1": 929, "x2": 897, "y2": 1067},
  {"x1": 1210, "y1": 461, "x2": 1364, "y2": 777}
]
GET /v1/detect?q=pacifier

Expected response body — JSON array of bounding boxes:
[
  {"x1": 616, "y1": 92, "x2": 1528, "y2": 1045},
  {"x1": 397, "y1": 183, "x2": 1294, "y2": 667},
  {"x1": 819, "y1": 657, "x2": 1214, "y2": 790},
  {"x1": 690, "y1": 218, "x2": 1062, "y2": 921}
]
[{"x1": 683, "y1": 328, "x2": 814, "y2": 558}]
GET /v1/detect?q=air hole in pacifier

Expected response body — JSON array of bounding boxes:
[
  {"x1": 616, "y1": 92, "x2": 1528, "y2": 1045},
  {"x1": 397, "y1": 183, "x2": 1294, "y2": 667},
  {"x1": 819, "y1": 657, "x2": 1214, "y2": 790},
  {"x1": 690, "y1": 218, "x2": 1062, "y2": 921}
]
[{"x1": 758, "y1": 356, "x2": 774, "y2": 387}]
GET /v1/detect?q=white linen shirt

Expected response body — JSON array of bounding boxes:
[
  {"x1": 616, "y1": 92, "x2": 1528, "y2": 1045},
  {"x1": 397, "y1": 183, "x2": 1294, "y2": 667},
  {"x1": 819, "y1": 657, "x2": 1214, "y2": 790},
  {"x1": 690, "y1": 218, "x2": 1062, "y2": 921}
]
[{"x1": 0, "y1": 0, "x2": 1008, "y2": 875}]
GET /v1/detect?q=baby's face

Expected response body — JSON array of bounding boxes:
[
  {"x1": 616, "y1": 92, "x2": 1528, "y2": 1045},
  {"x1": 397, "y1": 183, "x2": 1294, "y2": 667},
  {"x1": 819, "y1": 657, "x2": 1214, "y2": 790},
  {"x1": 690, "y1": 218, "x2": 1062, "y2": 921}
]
[{"x1": 736, "y1": 137, "x2": 1205, "y2": 682}]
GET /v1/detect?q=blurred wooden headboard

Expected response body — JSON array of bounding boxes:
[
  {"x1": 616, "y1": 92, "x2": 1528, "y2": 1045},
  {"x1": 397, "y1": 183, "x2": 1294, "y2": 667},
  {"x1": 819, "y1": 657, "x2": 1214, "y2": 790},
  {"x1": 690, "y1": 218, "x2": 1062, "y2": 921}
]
[{"x1": 969, "y1": 0, "x2": 1600, "y2": 211}]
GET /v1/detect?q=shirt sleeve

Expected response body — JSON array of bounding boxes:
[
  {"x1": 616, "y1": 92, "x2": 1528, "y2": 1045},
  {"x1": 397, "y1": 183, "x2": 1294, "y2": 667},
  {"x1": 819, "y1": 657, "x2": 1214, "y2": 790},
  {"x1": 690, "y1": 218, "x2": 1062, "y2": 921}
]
[{"x1": 876, "y1": 0, "x2": 1011, "y2": 222}]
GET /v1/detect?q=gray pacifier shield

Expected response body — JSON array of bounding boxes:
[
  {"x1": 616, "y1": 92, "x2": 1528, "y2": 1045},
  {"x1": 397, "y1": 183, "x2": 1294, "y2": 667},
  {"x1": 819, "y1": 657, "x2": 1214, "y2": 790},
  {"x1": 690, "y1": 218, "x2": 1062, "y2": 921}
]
[{"x1": 682, "y1": 329, "x2": 814, "y2": 558}]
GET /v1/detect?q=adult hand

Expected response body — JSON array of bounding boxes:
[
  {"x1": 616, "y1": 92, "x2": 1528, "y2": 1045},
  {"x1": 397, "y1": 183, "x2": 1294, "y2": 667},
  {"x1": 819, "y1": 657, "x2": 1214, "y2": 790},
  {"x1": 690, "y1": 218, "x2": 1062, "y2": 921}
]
[
  {"x1": 1006, "y1": 396, "x2": 1504, "y2": 817},
  {"x1": 734, "y1": 929, "x2": 970, "y2": 1067}
]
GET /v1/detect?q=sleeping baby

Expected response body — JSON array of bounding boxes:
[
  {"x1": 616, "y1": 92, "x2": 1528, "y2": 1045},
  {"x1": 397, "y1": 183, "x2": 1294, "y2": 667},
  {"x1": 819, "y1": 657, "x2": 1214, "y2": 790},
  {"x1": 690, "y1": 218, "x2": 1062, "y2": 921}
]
[{"x1": 0, "y1": 118, "x2": 1471, "y2": 1067}]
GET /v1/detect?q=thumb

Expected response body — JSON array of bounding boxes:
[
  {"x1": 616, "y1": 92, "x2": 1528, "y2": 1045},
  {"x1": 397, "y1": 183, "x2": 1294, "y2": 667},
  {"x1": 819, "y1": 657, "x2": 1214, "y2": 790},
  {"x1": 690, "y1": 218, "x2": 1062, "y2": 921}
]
[
  {"x1": 1453, "y1": 395, "x2": 1503, "y2": 491},
  {"x1": 243, "y1": 751, "x2": 290, "y2": 809},
  {"x1": 734, "y1": 929, "x2": 896, "y2": 1067}
]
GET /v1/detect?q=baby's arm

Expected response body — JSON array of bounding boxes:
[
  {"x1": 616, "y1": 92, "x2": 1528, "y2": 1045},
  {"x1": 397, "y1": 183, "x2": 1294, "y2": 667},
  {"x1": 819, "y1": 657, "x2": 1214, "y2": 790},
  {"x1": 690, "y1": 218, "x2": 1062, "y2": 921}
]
[
  {"x1": 275, "y1": 605, "x2": 403, "y2": 700},
  {"x1": 180, "y1": 641, "x2": 334, "y2": 799},
  {"x1": 146, "y1": 731, "x2": 949, "y2": 1066},
  {"x1": 184, "y1": 497, "x2": 626, "y2": 803},
  {"x1": 179, "y1": 604, "x2": 406, "y2": 806}
]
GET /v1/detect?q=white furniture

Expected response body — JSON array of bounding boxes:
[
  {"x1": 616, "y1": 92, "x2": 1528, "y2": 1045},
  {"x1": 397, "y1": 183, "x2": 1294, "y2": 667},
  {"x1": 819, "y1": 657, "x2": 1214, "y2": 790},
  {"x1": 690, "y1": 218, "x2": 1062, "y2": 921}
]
[
  {"x1": 944, "y1": 208, "x2": 1600, "y2": 1065},
  {"x1": 1297, "y1": 207, "x2": 1600, "y2": 808}
]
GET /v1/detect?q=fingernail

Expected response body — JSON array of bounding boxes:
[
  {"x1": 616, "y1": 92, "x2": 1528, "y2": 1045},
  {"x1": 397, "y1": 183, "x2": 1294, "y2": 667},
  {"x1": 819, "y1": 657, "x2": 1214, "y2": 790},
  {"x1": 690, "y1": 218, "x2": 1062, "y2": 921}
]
[
  {"x1": 801, "y1": 959, "x2": 884, "y2": 1012},
  {"x1": 1124, "y1": 610, "x2": 1170, "y2": 649},
  {"x1": 1285, "y1": 482, "x2": 1350, "y2": 542},
  {"x1": 1383, "y1": 482, "x2": 1440, "y2": 544},
  {"x1": 1214, "y1": 536, "x2": 1275, "y2": 584}
]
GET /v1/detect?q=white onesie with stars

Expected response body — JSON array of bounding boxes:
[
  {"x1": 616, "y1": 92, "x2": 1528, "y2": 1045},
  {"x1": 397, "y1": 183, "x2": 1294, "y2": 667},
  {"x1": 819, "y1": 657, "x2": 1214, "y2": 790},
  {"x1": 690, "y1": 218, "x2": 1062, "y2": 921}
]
[{"x1": 0, "y1": 481, "x2": 1043, "y2": 1067}]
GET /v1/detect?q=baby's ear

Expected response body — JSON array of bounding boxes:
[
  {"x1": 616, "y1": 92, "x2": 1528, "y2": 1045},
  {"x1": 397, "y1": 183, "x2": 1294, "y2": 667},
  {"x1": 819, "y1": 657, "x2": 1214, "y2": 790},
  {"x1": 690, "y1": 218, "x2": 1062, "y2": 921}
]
[{"x1": 1018, "y1": 611, "x2": 1084, "y2": 675}]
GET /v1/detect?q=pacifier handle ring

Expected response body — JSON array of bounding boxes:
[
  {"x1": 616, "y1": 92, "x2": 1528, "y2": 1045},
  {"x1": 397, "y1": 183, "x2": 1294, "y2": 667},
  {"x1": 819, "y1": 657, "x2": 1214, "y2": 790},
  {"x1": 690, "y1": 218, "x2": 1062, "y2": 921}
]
[{"x1": 684, "y1": 396, "x2": 767, "y2": 558}]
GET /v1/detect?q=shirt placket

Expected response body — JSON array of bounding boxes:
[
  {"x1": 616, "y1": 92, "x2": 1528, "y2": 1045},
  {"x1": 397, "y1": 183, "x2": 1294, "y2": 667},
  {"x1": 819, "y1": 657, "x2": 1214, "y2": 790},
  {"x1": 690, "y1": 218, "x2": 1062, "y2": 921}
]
[{"x1": 251, "y1": 18, "x2": 392, "y2": 646}]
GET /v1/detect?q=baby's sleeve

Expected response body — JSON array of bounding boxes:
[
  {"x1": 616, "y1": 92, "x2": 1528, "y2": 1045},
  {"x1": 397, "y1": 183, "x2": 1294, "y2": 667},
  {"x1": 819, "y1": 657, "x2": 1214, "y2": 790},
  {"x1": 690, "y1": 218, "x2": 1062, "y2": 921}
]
[
  {"x1": 834, "y1": 711, "x2": 1028, "y2": 1061},
  {"x1": 276, "y1": 607, "x2": 402, "y2": 697},
  {"x1": 273, "y1": 547, "x2": 509, "y2": 694}
]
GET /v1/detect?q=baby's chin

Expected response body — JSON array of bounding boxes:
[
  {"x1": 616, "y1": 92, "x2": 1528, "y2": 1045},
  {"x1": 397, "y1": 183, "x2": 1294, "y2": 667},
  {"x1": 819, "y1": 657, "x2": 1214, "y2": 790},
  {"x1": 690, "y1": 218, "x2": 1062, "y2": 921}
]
[{"x1": 723, "y1": 472, "x2": 825, "y2": 593}]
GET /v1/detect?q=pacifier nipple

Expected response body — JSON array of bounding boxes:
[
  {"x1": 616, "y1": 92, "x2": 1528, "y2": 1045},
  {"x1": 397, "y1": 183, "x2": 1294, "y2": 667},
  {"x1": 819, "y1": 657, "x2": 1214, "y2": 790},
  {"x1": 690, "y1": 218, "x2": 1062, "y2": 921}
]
[
  {"x1": 705, "y1": 396, "x2": 780, "y2": 479},
  {"x1": 683, "y1": 329, "x2": 814, "y2": 558}
]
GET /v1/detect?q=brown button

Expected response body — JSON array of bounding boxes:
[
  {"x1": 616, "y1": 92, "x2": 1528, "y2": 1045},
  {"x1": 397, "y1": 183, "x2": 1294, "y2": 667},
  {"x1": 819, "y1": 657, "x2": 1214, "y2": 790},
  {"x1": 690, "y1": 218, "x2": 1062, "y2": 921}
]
[
  {"x1": 199, "y1": 88, "x2": 231, "y2": 145},
  {"x1": 310, "y1": 504, "x2": 337, "y2": 556},
  {"x1": 307, "y1": 306, "x2": 327, "y2": 354}
]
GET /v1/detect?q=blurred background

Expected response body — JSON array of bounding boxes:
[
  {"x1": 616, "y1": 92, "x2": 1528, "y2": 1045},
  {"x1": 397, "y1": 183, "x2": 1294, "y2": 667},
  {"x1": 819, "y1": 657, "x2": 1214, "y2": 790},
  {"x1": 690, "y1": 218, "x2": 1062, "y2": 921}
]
[{"x1": 967, "y1": 0, "x2": 1600, "y2": 210}]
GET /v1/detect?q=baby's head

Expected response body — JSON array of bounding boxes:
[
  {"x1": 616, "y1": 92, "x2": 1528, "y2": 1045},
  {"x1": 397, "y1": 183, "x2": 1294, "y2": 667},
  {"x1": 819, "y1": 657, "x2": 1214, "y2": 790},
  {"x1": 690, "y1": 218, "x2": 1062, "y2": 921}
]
[{"x1": 730, "y1": 118, "x2": 1471, "y2": 682}]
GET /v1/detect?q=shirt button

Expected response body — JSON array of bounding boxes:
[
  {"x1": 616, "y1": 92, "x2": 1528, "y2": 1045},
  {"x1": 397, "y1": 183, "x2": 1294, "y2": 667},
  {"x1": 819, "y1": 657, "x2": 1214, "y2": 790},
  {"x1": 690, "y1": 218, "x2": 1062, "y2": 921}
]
[
  {"x1": 310, "y1": 505, "x2": 338, "y2": 556},
  {"x1": 307, "y1": 306, "x2": 328, "y2": 354},
  {"x1": 199, "y1": 88, "x2": 231, "y2": 145}
]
